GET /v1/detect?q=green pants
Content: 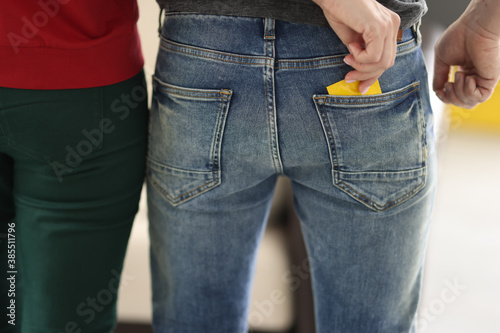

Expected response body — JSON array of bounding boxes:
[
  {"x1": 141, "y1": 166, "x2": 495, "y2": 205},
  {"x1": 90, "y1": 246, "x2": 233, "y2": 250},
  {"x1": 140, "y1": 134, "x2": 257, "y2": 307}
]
[{"x1": 0, "y1": 71, "x2": 148, "y2": 332}]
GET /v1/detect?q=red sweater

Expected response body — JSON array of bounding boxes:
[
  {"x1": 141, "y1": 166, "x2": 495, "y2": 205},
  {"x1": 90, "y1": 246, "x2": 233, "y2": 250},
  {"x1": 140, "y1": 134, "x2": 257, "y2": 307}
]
[{"x1": 0, "y1": 0, "x2": 144, "y2": 89}]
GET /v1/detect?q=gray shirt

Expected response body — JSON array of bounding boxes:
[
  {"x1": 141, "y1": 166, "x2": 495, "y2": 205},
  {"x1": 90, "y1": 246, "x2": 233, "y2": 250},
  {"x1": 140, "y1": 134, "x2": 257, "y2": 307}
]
[{"x1": 157, "y1": 0, "x2": 427, "y2": 30}]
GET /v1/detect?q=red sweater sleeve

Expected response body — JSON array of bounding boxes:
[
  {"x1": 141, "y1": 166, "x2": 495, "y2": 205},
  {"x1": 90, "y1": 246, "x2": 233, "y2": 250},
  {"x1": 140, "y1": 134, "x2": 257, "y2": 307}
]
[{"x1": 0, "y1": 0, "x2": 144, "y2": 89}]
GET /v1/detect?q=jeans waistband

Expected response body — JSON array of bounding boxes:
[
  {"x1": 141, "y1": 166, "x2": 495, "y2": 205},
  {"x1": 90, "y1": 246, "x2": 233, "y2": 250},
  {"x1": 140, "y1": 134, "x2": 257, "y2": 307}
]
[{"x1": 159, "y1": 12, "x2": 419, "y2": 60}]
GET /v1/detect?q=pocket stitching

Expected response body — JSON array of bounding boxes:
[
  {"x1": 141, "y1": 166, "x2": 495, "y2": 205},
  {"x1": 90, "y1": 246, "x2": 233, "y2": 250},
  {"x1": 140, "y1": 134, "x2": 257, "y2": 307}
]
[
  {"x1": 314, "y1": 82, "x2": 420, "y2": 106},
  {"x1": 148, "y1": 82, "x2": 232, "y2": 206},
  {"x1": 318, "y1": 101, "x2": 341, "y2": 170},
  {"x1": 148, "y1": 159, "x2": 220, "y2": 206},
  {"x1": 154, "y1": 76, "x2": 233, "y2": 97},
  {"x1": 335, "y1": 167, "x2": 427, "y2": 211},
  {"x1": 159, "y1": 37, "x2": 267, "y2": 67},
  {"x1": 314, "y1": 81, "x2": 427, "y2": 211}
]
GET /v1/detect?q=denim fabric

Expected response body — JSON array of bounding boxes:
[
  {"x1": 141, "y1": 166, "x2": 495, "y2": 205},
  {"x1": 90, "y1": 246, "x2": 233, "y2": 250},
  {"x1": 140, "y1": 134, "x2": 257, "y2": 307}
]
[{"x1": 147, "y1": 13, "x2": 436, "y2": 333}]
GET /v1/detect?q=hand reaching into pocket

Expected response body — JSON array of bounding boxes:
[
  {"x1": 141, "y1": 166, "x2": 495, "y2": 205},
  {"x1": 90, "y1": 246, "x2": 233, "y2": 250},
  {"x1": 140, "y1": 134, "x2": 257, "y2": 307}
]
[
  {"x1": 313, "y1": 0, "x2": 401, "y2": 94},
  {"x1": 433, "y1": 0, "x2": 500, "y2": 108}
]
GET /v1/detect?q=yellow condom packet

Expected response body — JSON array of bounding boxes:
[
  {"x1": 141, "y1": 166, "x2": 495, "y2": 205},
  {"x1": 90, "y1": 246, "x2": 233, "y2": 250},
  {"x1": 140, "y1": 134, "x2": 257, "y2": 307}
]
[{"x1": 327, "y1": 79, "x2": 382, "y2": 96}]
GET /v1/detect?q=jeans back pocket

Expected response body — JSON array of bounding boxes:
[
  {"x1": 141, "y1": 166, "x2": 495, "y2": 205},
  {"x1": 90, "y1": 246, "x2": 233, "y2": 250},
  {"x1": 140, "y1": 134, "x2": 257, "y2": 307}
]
[
  {"x1": 147, "y1": 77, "x2": 233, "y2": 206},
  {"x1": 313, "y1": 81, "x2": 427, "y2": 211}
]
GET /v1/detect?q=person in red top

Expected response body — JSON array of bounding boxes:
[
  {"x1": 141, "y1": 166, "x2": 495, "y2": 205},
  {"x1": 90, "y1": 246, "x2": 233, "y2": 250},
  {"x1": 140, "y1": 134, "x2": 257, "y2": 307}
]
[
  {"x1": 0, "y1": 0, "x2": 143, "y2": 89},
  {"x1": 0, "y1": 1, "x2": 147, "y2": 331}
]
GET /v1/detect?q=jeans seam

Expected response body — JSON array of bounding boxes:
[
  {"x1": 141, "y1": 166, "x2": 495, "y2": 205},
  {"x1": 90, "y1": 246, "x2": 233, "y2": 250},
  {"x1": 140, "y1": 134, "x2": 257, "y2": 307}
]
[
  {"x1": 264, "y1": 18, "x2": 284, "y2": 175},
  {"x1": 314, "y1": 83, "x2": 420, "y2": 105},
  {"x1": 159, "y1": 36, "x2": 418, "y2": 71},
  {"x1": 322, "y1": 103, "x2": 341, "y2": 170},
  {"x1": 160, "y1": 36, "x2": 266, "y2": 60},
  {"x1": 276, "y1": 37, "x2": 417, "y2": 70},
  {"x1": 160, "y1": 37, "x2": 268, "y2": 65},
  {"x1": 149, "y1": 171, "x2": 219, "y2": 206},
  {"x1": 147, "y1": 156, "x2": 212, "y2": 174},
  {"x1": 147, "y1": 158, "x2": 219, "y2": 205},
  {"x1": 210, "y1": 92, "x2": 229, "y2": 177},
  {"x1": 417, "y1": 89, "x2": 428, "y2": 164},
  {"x1": 154, "y1": 91, "x2": 228, "y2": 99},
  {"x1": 335, "y1": 168, "x2": 427, "y2": 211},
  {"x1": 153, "y1": 76, "x2": 233, "y2": 98}
]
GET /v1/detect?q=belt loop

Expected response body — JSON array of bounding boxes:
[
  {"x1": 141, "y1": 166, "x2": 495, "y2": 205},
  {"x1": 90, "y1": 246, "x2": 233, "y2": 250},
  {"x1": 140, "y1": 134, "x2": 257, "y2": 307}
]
[
  {"x1": 413, "y1": 19, "x2": 422, "y2": 44},
  {"x1": 158, "y1": 6, "x2": 165, "y2": 37},
  {"x1": 264, "y1": 18, "x2": 275, "y2": 40}
]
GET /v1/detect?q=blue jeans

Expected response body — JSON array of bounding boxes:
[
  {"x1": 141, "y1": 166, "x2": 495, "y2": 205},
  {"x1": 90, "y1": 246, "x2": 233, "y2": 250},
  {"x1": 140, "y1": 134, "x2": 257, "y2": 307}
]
[{"x1": 147, "y1": 13, "x2": 436, "y2": 333}]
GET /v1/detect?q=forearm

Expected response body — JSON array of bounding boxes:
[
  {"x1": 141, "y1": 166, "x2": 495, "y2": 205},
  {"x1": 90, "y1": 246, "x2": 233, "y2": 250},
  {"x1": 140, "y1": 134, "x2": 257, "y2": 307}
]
[{"x1": 464, "y1": 0, "x2": 500, "y2": 38}]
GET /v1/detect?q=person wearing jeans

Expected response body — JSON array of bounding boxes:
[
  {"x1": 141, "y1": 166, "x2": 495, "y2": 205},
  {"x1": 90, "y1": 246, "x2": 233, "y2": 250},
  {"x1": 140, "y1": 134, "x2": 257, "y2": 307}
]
[{"x1": 147, "y1": 0, "x2": 436, "y2": 331}]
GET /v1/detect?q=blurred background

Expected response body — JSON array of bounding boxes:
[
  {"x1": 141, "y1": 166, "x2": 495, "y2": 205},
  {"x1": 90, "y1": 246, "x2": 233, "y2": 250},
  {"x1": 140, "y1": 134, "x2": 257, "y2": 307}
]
[{"x1": 115, "y1": 1, "x2": 500, "y2": 332}]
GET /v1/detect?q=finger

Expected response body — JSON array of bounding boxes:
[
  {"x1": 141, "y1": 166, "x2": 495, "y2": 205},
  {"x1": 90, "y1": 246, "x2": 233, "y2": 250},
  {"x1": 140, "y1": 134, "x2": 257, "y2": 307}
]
[
  {"x1": 466, "y1": 75, "x2": 494, "y2": 104},
  {"x1": 443, "y1": 82, "x2": 476, "y2": 109},
  {"x1": 358, "y1": 77, "x2": 380, "y2": 95},
  {"x1": 349, "y1": 29, "x2": 384, "y2": 64},
  {"x1": 345, "y1": 69, "x2": 384, "y2": 83},
  {"x1": 361, "y1": 28, "x2": 386, "y2": 64},
  {"x1": 451, "y1": 73, "x2": 493, "y2": 108},
  {"x1": 352, "y1": 41, "x2": 383, "y2": 64},
  {"x1": 435, "y1": 89, "x2": 448, "y2": 103},
  {"x1": 348, "y1": 42, "x2": 366, "y2": 61},
  {"x1": 348, "y1": 34, "x2": 396, "y2": 72},
  {"x1": 453, "y1": 72, "x2": 476, "y2": 107},
  {"x1": 343, "y1": 55, "x2": 381, "y2": 73},
  {"x1": 344, "y1": 53, "x2": 393, "y2": 72},
  {"x1": 434, "y1": 77, "x2": 485, "y2": 107},
  {"x1": 433, "y1": 56, "x2": 451, "y2": 93}
]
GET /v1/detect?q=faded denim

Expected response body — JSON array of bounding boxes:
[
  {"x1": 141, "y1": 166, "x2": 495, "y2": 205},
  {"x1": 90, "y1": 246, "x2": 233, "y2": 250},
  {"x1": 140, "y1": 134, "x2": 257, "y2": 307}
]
[{"x1": 147, "y1": 13, "x2": 436, "y2": 333}]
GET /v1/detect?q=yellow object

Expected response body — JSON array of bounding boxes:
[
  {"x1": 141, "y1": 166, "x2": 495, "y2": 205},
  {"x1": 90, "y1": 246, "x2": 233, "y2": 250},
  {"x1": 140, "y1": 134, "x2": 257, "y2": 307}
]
[
  {"x1": 447, "y1": 66, "x2": 500, "y2": 131},
  {"x1": 327, "y1": 80, "x2": 382, "y2": 96},
  {"x1": 448, "y1": 85, "x2": 500, "y2": 131}
]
